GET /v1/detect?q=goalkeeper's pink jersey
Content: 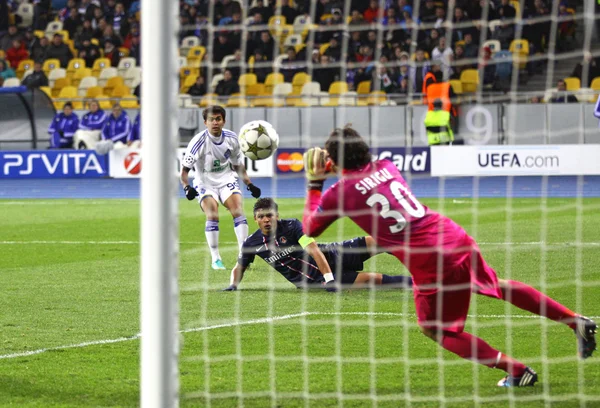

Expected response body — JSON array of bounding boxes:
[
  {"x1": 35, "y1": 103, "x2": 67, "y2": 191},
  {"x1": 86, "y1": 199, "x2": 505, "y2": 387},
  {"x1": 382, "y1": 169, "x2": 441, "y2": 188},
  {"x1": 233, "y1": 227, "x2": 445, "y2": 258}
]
[{"x1": 303, "y1": 159, "x2": 477, "y2": 287}]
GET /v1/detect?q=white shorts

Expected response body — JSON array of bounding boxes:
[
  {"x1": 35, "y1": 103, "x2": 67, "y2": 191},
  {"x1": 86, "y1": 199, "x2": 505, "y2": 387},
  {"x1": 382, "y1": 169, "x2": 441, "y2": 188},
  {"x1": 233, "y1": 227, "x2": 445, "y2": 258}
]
[{"x1": 193, "y1": 177, "x2": 242, "y2": 206}]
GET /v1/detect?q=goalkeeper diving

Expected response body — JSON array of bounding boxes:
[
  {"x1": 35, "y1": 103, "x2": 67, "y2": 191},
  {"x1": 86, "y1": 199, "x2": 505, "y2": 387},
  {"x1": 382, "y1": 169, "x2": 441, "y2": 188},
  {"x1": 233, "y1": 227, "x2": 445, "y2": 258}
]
[{"x1": 224, "y1": 198, "x2": 413, "y2": 291}]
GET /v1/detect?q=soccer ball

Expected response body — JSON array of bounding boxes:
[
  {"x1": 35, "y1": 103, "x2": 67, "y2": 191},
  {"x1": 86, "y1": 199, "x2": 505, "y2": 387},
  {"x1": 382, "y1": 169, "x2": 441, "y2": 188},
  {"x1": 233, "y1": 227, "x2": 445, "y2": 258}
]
[{"x1": 238, "y1": 120, "x2": 279, "y2": 161}]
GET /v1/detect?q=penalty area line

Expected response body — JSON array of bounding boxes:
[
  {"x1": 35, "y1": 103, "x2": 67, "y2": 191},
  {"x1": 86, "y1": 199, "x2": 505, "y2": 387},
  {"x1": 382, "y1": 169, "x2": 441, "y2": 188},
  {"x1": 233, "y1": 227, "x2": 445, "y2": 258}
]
[{"x1": 3, "y1": 311, "x2": 598, "y2": 360}]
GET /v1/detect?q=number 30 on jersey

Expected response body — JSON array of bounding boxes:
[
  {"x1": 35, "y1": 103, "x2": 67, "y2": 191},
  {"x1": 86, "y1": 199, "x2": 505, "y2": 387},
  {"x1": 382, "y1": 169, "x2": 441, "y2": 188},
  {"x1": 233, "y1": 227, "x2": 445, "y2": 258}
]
[{"x1": 367, "y1": 181, "x2": 425, "y2": 233}]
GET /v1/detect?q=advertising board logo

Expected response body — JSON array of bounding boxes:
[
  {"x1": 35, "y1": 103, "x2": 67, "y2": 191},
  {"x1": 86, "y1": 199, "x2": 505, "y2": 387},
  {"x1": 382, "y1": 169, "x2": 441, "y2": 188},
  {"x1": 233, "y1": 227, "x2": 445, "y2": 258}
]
[
  {"x1": 478, "y1": 153, "x2": 559, "y2": 169},
  {"x1": 276, "y1": 152, "x2": 304, "y2": 172},
  {"x1": 124, "y1": 152, "x2": 142, "y2": 175},
  {"x1": 2, "y1": 152, "x2": 105, "y2": 177},
  {"x1": 372, "y1": 148, "x2": 429, "y2": 173}
]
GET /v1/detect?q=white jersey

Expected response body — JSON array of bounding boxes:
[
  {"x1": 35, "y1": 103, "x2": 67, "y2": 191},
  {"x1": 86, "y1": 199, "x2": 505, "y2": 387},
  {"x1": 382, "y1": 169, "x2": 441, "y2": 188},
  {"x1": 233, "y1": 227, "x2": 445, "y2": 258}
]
[{"x1": 182, "y1": 128, "x2": 244, "y2": 187}]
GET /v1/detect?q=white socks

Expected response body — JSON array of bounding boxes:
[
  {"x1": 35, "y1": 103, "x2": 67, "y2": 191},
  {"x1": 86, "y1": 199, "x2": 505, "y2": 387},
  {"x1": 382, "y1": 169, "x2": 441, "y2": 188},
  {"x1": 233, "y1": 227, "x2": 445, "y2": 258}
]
[
  {"x1": 205, "y1": 220, "x2": 221, "y2": 262},
  {"x1": 233, "y1": 215, "x2": 249, "y2": 252}
]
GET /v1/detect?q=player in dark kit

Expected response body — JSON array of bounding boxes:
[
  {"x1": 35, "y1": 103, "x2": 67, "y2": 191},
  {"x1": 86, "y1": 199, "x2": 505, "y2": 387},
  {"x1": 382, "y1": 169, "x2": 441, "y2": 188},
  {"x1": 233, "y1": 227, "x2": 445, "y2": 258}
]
[
  {"x1": 302, "y1": 125, "x2": 597, "y2": 387},
  {"x1": 223, "y1": 198, "x2": 413, "y2": 291}
]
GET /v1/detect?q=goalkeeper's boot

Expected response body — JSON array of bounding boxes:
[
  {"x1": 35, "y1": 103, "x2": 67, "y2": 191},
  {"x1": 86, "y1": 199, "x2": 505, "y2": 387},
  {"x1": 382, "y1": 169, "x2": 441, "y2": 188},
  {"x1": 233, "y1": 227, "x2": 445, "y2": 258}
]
[
  {"x1": 211, "y1": 259, "x2": 226, "y2": 270},
  {"x1": 497, "y1": 367, "x2": 538, "y2": 387},
  {"x1": 575, "y1": 316, "x2": 597, "y2": 359}
]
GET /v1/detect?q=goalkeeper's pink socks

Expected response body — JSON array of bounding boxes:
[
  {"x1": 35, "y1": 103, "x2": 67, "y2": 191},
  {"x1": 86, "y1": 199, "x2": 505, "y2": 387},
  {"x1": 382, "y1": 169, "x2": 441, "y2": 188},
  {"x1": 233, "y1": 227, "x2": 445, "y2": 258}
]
[
  {"x1": 500, "y1": 280, "x2": 577, "y2": 330},
  {"x1": 441, "y1": 331, "x2": 527, "y2": 377}
]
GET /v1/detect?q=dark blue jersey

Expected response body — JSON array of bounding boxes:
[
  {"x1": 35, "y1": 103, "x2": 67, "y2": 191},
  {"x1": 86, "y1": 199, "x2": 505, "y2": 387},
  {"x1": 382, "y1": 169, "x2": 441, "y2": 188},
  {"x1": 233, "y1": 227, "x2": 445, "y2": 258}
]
[{"x1": 239, "y1": 218, "x2": 370, "y2": 288}]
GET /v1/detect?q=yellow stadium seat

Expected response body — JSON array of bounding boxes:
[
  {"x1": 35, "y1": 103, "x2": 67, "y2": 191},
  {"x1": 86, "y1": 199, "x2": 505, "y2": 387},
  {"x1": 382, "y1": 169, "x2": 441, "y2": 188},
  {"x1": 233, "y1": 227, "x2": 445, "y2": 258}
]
[
  {"x1": 57, "y1": 30, "x2": 69, "y2": 42},
  {"x1": 119, "y1": 94, "x2": 140, "y2": 108},
  {"x1": 268, "y1": 15, "x2": 286, "y2": 37},
  {"x1": 263, "y1": 73, "x2": 284, "y2": 94},
  {"x1": 103, "y1": 76, "x2": 125, "y2": 96},
  {"x1": 591, "y1": 77, "x2": 600, "y2": 91},
  {"x1": 179, "y1": 75, "x2": 198, "y2": 93},
  {"x1": 509, "y1": 39, "x2": 529, "y2": 70},
  {"x1": 319, "y1": 43, "x2": 330, "y2": 56},
  {"x1": 226, "y1": 93, "x2": 248, "y2": 107},
  {"x1": 16, "y1": 59, "x2": 34, "y2": 79},
  {"x1": 95, "y1": 95, "x2": 112, "y2": 109},
  {"x1": 51, "y1": 77, "x2": 71, "y2": 97},
  {"x1": 53, "y1": 86, "x2": 78, "y2": 109},
  {"x1": 252, "y1": 97, "x2": 284, "y2": 107},
  {"x1": 39, "y1": 86, "x2": 51, "y2": 98},
  {"x1": 118, "y1": 47, "x2": 130, "y2": 58},
  {"x1": 199, "y1": 93, "x2": 219, "y2": 107},
  {"x1": 245, "y1": 83, "x2": 266, "y2": 98},
  {"x1": 510, "y1": 1, "x2": 521, "y2": 18},
  {"x1": 367, "y1": 91, "x2": 387, "y2": 106},
  {"x1": 563, "y1": 77, "x2": 581, "y2": 91},
  {"x1": 42, "y1": 58, "x2": 60, "y2": 76},
  {"x1": 91, "y1": 58, "x2": 111, "y2": 77},
  {"x1": 111, "y1": 84, "x2": 131, "y2": 98},
  {"x1": 71, "y1": 68, "x2": 92, "y2": 88},
  {"x1": 33, "y1": 30, "x2": 44, "y2": 39},
  {"x1": 179, "y1": 66, "x2": 200, "y2": 84},
  {"x1": 85, "y1": 86, "x2": 104, "y2": 98},
  {"x1": 66, "y1": 58, "x2": 85, "y2": 78},
  {"x1": 328, "y1": 81, "x2": 349, "y2": 95},
  {"x1": 238, "y1": 73, "x2": 257, "y2": 94},
  {"x1": 460, "y1": 69, "x2": 479, "y2": 93},
  {"x1": 449, "y1": 79, "x2": 463, "y2": 94},
  {"x1": 291, "y1": 72, "x2": 310, "y2": 94},
  {"x1": 186, "y1": 46, "x2": 206, "y2": 65}
]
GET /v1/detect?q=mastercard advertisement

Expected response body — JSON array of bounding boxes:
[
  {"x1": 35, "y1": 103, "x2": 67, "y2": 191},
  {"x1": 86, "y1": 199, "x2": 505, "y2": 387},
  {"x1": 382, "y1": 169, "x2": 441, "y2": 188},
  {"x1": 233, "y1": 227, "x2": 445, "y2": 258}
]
[{"x1": 276, "y1": 149, "x2": 305, "y2": 173}]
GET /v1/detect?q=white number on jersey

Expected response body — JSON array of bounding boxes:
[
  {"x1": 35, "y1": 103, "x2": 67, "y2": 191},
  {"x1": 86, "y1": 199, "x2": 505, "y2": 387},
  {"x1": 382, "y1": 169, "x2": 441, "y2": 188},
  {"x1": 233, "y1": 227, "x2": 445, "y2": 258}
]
[{"x1": 366, "y1": 181, "x2": 425, "y2": 233}]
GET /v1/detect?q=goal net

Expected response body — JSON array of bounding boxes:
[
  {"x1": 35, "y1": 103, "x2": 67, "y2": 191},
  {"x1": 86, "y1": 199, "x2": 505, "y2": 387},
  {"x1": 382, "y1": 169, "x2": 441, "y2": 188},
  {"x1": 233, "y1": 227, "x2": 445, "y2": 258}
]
[{"x1": 158, "y1": 0, "x2": 600, "y2": 405}]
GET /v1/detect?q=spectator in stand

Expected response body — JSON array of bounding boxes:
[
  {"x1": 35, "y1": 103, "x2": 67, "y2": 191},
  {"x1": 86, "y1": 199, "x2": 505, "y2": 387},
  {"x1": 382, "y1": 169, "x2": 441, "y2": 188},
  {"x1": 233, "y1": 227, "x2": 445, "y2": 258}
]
[
  {"x1": 247, "y1": 12, "x2": 265, "y2": 44},
  {"x1": 571, "y1": 52, "x2": 600, "y2": 87},
  {"x1": 215, "y1": 69, "x2": 240, "y2": 96},
  {"x1": 58, "y1": 0, "x2": 77, "y2": 21},
  {"x1": 524, "y1": 0, "x2": 549, "y2": 53},
  {"x1": 122, "y1": 22, "x2": 139, "y2": 49},
  {"x1": 434, "y1": 7, "x2": 447, "y2": 30},
  {"x1": 251, "y1": 48, "x2": 272, "y2": 83},
  {"x1": 432, "y1": 36, "x2": 454, "y2": 80},
  {"x1": 6, "y1": 39, "x2": 28, "y2": 69},
  {"x1": 280, "y1": 47, "x2": 304, "y2": 83},
  {"x1": 120, "y1": 14, "x2": 137, "y2": 40},
  {"x1": 409, "y1": 48, "x2": 431, "y2": 94},
  {"x1": 64, "y1": 7, "x2": 83, "y2": 39},
  {"x1": 420, "y1": 0, "x2": 438, "y2": 24},
  {"x1": 452, "y1": 45, "x2": 467, "y2": 80},
  {"x1": 79, "y1": 0, "x2": 98, "y2": 21},
  {"x1": 0, "y1": 59, "x2": 16, "y2": 80},
  {"x1": 80, "y1": 100, "x2": 107, "y2": 131},
  {"x1": 32, "y1": 1, "x2": 52, "y2": 31},
  {"x1": 29, "y1": 34, "x2": 49, "y2": 63},
  {"x1": 324, "y1": 32, "x2": 342, "y2": 62},
  {"x1": 319, "y1": 9, "x2": 344, "y2": 44},
  {"x1": 382, "y1": 7, "x2": 400, "y2": 26},
  {"x1": 313, "y1": 54, "x2": 338, "y2": 93},
  {"x1": 22, "y1": 28, "x2": 37, "y2": 53},
  {"x1": 102, "y1": 25, "x2": 122, "y2": 48},
  {"x1": 479, "y1": 46, "x2": 496, "y2": 88},
  {"x1": 249, "y1": 0, "x2": 273, "y2": 23},
  {"x1": 421, "y1": 29, "x2": 440, "y2": 56},
  {"x1": 550, "y1": 79, "x2": 578, "y2": 103},
  {"x1": 129, "y1": 32, "x2": 140, "y2": 65},
  {"x1": 103, "y1": 0, "x2": 117, "y2": 23},
  {"x1": 497, "y1": 0, "x2": 516, "y2": 19},
  {"x1": 188, "y1": 76, "x2": 207, "y2": 97},
  {"x1": 128, "y1": 112, "x2": 140, "y2": 147},
  {"x1": 22, "y1": 61, "x2": 49, "y2": 88},
  {"x1": 1, "y1": 24, "x2": 21, "y2": 52},
  {"x1": 46, "y1": 33, "x2": 73, "y2": 68},
  {"x1": 215, "y1": 0, "x2": 241, "y2": 23},
  {"x1": 348, "y1": 9, "x2": 365, "y2": 26},
  {"x1": 492, "y1": 20, "x2": 515, "y2": 50},
  {"x1": 101, "y1": 103, "x2": 132, "y2": 145},
  {"x1": 363, "y1": 0, "x2": 380, "y2": 23},
  {"x1": 372, "y1": 62, "x2": 399, "y2": 94},
  {"x1": 225, "y1": 49, "x2": 243, "y2": 78},
  {"x1": 112, "y1": 2, "x2": 127, "y2": 33},
  {"x1": 225, "y1": 10, "x2": 243, "y2": 49},
  {"x1": 462, "y1": 32, "x2": 478, "y2": 60},
  {"x1": 77, "y1": 35, "x2": 101, "y2": 67},
  {"x1": 93, "y1": 17, "x2": 108, "y2": 42},
  {"x1": 103, "y1": 38, "x2": 121, "y2": 67},
  {"x1": 213, "y1": 32, "x2": 235, "y2": 63},
  {"x1": 278, "y1": 0, "x2": 299, "y2": 25},
  {"x1": 452, "y1": 7, "x2": 471, "y2": 42},
  {"x1": 74, "y1": 18, "x2": 95, "y2": 49},
  {"x1": 557, "y1": 2, "x2": 576, "y2": 51},
  {"x1": 48, "y1": 102, "x2": 80, "y2": 149}
]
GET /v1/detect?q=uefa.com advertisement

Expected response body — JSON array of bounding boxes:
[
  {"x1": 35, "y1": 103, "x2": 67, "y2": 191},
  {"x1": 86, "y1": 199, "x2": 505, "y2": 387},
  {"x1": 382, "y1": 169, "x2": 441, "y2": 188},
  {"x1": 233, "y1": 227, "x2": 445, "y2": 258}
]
[
  {"x1": 430, "y1": 145, "x2": 600, "y2": 176},
  {"x1": 276, "y1": 147, "x2": 431, "y2": 175}
]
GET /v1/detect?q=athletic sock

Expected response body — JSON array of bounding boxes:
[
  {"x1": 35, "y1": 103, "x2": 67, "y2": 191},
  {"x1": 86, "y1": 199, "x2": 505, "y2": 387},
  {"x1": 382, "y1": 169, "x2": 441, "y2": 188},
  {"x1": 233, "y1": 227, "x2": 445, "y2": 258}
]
[
  {"x1": 205, "y1": 220, "x2": 221, "y2": 262},
  {"x1": 501, "y1": 280, "x2": 577, "y2": 330},
  {"x1": 441, "y1": 331, "x2": 526, "y2": 377},
  {"x1": 233, "y1": 215, "x2": 248, "y2": 251},
  {"x1": 381, "y1": 274, "x2": 413, "y2": 288}
]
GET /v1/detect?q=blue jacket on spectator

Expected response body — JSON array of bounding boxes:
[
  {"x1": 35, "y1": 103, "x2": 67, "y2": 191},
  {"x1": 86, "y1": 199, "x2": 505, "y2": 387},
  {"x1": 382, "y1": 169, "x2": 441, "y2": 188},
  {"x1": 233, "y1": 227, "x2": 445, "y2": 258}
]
[
  {"x1": 102, "y1": 109, "x2": 132, "y2": 144},
  {"x1": 129, "y1": 112, "x2": 141, "y2": 143},
  {"x1": 80, "y1": 109, "x2": 107, "y2": 131},
  {"x1": 48, "y1": 105, "x2": 79, "y2": 148}
]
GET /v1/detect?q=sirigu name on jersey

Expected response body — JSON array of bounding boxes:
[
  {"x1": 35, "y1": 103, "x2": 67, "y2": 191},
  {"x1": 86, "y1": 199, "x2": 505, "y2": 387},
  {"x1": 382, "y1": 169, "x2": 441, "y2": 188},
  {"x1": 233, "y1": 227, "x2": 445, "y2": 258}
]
[
  {"x1": 264, "y1": 245, "x2": 301, "y2": 264},
  {"x1": 354, "y1": 168, "x2": 394, "y2": 195}
]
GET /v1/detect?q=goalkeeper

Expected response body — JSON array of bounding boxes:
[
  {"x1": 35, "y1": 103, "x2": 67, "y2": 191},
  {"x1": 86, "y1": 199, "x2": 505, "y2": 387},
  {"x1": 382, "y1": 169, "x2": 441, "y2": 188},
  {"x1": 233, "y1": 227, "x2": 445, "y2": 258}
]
[{"x1": 224, "y1": 198, "x2": 413, "y2": 291}]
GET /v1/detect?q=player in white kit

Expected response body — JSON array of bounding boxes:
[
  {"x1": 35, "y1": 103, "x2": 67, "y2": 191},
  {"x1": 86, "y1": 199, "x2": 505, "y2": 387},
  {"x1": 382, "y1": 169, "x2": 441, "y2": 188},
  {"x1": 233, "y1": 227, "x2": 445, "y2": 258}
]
[{"x1": 180, "y1": 105, "x2": 262, "y2": 270}]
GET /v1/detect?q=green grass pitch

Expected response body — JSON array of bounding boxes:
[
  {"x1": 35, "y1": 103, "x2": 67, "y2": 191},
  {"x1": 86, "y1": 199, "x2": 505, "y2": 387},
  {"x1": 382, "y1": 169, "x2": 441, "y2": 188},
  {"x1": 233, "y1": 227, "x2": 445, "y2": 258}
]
[{"x1": 1, "y1": 197, "x2": 599, "y2": 407}]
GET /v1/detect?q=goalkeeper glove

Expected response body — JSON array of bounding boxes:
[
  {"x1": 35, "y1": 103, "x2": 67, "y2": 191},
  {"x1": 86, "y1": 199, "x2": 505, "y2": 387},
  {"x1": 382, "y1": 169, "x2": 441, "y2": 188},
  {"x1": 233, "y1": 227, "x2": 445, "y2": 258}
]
[
  {"x1": 303, "y1": 147, "x2": 328, "y2": 181},
  {"x1": 184, "y1": 185, "x2": 199, "y2": 200},
  {"x1": 223, "y1": 285, "x2": 237, "y2": 291},
  {"x1": 247, "y1": 183, "x2": 261, "y2": 198}
]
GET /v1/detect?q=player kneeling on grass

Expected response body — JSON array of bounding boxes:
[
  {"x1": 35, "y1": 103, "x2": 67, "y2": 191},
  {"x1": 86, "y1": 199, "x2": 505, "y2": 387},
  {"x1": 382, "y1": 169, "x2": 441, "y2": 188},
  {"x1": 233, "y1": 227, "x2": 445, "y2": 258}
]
[
  {"x1": 302, "y1": 126, "x2": 597, "y2": 387},
  {"x1": 180, "y1": 105, "x2": 262, "y2": 270},
  {"x1": 223, "y1": 198, "x2": 413, "y2": 291}
]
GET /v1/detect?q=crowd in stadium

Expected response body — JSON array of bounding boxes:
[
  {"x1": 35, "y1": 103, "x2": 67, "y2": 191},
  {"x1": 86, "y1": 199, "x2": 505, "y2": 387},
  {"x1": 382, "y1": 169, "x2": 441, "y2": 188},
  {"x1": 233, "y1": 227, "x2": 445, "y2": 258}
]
[{"x1": 0, "y1": 0, "x2": 592, "y2": 108}]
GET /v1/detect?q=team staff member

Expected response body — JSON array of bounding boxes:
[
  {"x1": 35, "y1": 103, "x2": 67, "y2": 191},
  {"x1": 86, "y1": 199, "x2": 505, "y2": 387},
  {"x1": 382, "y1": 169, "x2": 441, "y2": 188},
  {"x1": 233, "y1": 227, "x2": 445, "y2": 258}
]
[
  {"x1": 101, "y1": 103, "x2": 132, "y2": 145},
  {"x1": 48, "y1": 102, "x2": 79, "y2": 148},
  {"x1": 424, "y1": 99, "x2": 454, "y2": 145}
]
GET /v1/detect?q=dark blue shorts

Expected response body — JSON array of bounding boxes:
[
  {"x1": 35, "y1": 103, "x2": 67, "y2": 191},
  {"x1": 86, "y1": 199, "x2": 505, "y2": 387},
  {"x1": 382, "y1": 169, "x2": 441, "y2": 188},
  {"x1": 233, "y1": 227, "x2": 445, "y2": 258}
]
[{"x1": 321, "y1": 237, "x2": 371, "y2": 284}]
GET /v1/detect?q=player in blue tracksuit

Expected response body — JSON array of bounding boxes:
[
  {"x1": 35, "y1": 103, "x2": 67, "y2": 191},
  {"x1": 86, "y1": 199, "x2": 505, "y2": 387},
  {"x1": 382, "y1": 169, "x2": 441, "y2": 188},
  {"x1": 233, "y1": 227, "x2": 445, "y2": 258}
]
[
  {"x1": 224, "y1": 198, "x2": 413, "y2": 291},
  {"x1": 79, "y1": 100, "x2": 107, "y2": 131},
  {"x1": 128, "y1": 112, "x2": 140, "y2": 145},
  {"x1": 101, "y1": 103, "x2": 132, "y2": 144},
  {"x1": 48, "y1": 102, "x2": 80, "y2": 148}
]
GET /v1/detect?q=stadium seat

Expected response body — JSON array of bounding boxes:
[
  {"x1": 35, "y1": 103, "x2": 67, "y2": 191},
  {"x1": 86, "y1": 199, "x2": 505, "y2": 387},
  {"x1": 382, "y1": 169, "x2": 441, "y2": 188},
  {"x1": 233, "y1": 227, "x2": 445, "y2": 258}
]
[
  {"x1": 42, "y1": 59, "x2": 61, "y2": 76},
  {"x1": 85, "y1": 86, "x2": 104, "y2": 98},
  {"x1": 54, "y1": 86, "x2": 78, "y2": 109},
  {"x1": 123, "y1": 67, "x2": 141, "y2": 89},
  {"x1": 238, "y1": 73, "x2": 258, "y2": 94},
  {"x1": 283, "y1": 34, "x2": 303, "y2": 48},
  {"x1": 493, "y1": 50, "x2": 513, "y2": 83},
  {"x1": 179, "y1": 66, "x2": 200, "y2": 84},
  {"x1": 319, "y1": 43, "x2": 330, "y2": 56},
  {"x1": 328, "y1": 81, "x2": 349, "y2": 96},
  {"x1": 591, "y1": 77, "x2": 600, "y2": 91},
  {"x1": 45, "y1": 21, "x2": 63, "y2": 38},
  {"x1": 119, "y1": 94, "x2": 140, "y2": 108},
  {"x1": 97, "y1": 67, "x2": 118, "y2": 87},
  {"x1": 33, "y1": 30, "x2": 44, "y2": 39},
  {"x1": 48, "y1": 68, "x2": 67, "y2": 88},
  {"x1": 220, "y1": 54, "x2": 236, "y2": 71},
  {"x1": 21, "y1": 69, "x2": 33, "y2": 80},
  {"x1": 273, "y1": 54, "x2": 289, "y2": 69},
  {"x1": 66, "y1": 58, "x2": 85, "y2": 78},
  {"x1": 483, "y1": 40, "x2": 501, "y2": 55},
  {"x1": 78, "y1": 76, "x2": 98, "y2": 97},
  {"x1": 509, "y1": 40, "x2": 529, "y2": 70},
  {"x1": 264, "y1": 72, "x2": 284, "y2": 94},
  {"x1": 118, "y1": 47, "x2": 129, "y2": 58},
  {"x1": 95, "y1": 95, "x2": 113, "y2": 109},
  {"x1": 449, "y1": 79, "x2": 463, "y2": 94},
  {"x1": 57, "y1": 30, "x2": 70, "y2": 43},
  {"x1": 510, "y1": 1, "x2": 521, "y2": 19},
  {"x1": 338, "y1": 92, "x2": 358, "y2": 106},
  {"x1": 460, "y1": 69, "x2": 479, "y2": 93},
  {"x1": 356, "y1": 80, "x2": 372, "y2": 104},
  {"x1": 367, "y1": 91, "x2": 387, "y2": 106},
  {"x1": 199, "y1": 93, "x2": 219, "y2": 107},
  {"x1": 268, "y1": 15, "x2": 286, "y2": 37},
  {"x1": 292, "y1": 14, "x2": 311, "y2": 39},
  {"x1": 210, "y1": 74, "x2": 224, "y2": 92},
  {"x1": 488, "y1": 19, "x2": 502, "y2": 33},
  {"x1": 39, "y1": 86, "x2": 52, "y2": 98},
  {"x1": 91, "y1": 58, "x2": 111, "y2": 77},
  {"x1": 71, "y1": 68, "x2": 92, "y2": 88},
  {"x1": 2, "y1": 77, "x2": 21, "y2": 87},
  {"x1": 291, "y1": 72, "x2": 310, "y2": 94},
  {"x1": 576, "y1": 87, "x2": 595, "y2": 102},
  {"x1": 16, "y1": 59, "x2": 34, "y2": 79},
  {"x1": 296, "y1": 82, "x2": 323, "y2": 106},
  {"x1": 117, "y1": 57, "x2": 136, "y2": 76},
  {"x1": 180, "y1": 36, "x2": 200, "y2": 56},
  {"x1": 563, "y1": 77, "x2": 581, "y2": 91},
  {"x1": 16, "y1": 3, "x2": 34, "y2": 28},
  {"x1": 244, "y1": 83, "x2": 266, "y2": 98},
  {"x1": 110, "y1": 84, "x2": 131, "y2": 98},
  {"x1": 179, "y1": 74, "x2": 198, "y2": 93},
  {"x1": 178, "y1": 56, "x2": 187, "y2": 68},
  {"x1": 103, "y1": 76, "x2": 125, "y2": 96},
  {"x1": 186, "y1": 46, "x2": 206, "y2": 66},
  {"x1": 51, "y1": 77, "x2": 70, "y2": 97}
]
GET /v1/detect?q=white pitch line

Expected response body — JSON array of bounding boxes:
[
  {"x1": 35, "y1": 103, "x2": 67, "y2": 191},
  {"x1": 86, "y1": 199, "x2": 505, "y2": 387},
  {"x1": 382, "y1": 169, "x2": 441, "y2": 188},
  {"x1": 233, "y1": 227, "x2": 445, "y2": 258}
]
[{"x1": 2, "y1": 311, "x2": 598, "y2": 360}]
